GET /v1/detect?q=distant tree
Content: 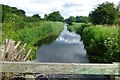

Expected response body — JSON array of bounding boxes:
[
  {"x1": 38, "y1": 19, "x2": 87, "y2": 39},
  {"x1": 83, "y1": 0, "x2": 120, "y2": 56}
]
[
  {"x1": 65, "y1": 16, "x2": 90, "y2": 25},
  {"x1": 89, "y1": 2, "x2": 118, "y2": 25},
  {"x1": 44, "y1": 14, "x2": 48, "y2": 20},
  {"x1": 76, "y1": 16, "x2": 82, "y2": 23},
  {"x1": 32, "y1": 14, "x2": 41, "y2": 18},
  {"x1": 64, "y1": 16, "x2": 76, "y2": 25},
  {"x1": 2, "y1": 4, "x2": 26, "y2": 22},
  {"x1": 69, "y1": 16, "x2": 76, "y2": 22},
  {"x1": 45, "y1": 11, "x2": 64, "y2": 22},
  {"x1": 76, "y1": 16, "x2": 89, "y2": 23},
  {"x1": 27, "y1": 14, "x2": 41, "y2": 22},
  {"x1": 18, "y1": 9, "x2": 26, "y2": 16},
  {"x1": 64, "y1": 18, "x2": 72, "y2": 25},
  {"x1": 80, "y1": 16, "x2": 90, "y2": 23}
]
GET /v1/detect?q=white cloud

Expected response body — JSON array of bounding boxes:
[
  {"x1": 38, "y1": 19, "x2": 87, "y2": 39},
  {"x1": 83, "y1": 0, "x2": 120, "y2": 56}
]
[{"x1": 1, "y1": 0, "x2": 119, "y2": 18}]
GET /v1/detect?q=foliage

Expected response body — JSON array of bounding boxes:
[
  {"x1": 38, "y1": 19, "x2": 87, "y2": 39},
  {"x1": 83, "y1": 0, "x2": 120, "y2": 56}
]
[
  {"x1": 89, "y1": 2, "x2": 118, "y2": 25},
  {"x1": 82, "y1": 26, "x2": 119, "y2": 63},
  {"x1": 68, "y1": 23, "x2": 119, "y2": 63},
  {"x1": 2, "y1": 21, "x2": 64, "y2": 60},
  {"x1": 65, "y1": 16, "x2": 76, "y2": 25},
  {"x1": 45, "y1": 11, "x2": 64, "y2": 22},
  {"x1": 2, "y1": 4, "x2": 64, "y2": 60},
  {"x1": 3, "y1": 13, "x2": 24, "y2": 23},
  {"x1": 67, "y1": 23, "x2": 84, "y2": 32},
  {"x1": 65, "y1": 16, "x2": 90, "y2": 25},
  {"x1": 26, "y1": 14, "x2": 43, "y2": 22},
  {"x1": 76, "y1": 16, "x2": 90, "y2": 23},
  {"x1": 2, "y1": 4, "x2": 26, "y2": 22}
]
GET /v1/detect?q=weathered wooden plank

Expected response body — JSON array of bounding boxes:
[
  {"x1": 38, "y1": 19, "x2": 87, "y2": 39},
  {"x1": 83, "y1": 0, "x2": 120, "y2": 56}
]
[
  {"x1": 0, "y1": 61, "x2": 119, "y2": 75},
  {"x1": 0, "y1": 39, "x2": 32, "y2": 61}
]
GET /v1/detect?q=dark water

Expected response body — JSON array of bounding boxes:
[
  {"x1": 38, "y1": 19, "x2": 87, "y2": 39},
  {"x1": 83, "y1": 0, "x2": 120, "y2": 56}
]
[{"x1": 36, "y1": 24, "x2": 105, "y2": 80}]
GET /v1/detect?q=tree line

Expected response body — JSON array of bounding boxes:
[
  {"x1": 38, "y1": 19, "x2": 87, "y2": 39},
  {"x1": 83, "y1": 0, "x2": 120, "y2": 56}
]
[
  {"x1": 1, "y1": 4, "x2": 64, "y2": 23},
  {"x1": 65, "y1": 2, "x2": 119, "y2": 25},
  {"x1": 1, "y1": 2, "x2": 119, "y2": 25}
]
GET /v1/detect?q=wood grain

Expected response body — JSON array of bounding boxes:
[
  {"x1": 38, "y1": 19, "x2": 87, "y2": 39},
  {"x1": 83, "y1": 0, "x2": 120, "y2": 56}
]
[{"x1": 0, "y1": 61, "x2": 119, "y2": 75}]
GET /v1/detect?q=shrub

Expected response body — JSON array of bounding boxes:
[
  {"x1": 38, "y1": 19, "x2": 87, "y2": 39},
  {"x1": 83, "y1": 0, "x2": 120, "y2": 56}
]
[
  {"x1": 68, "y1": 23, "x2": 119, "y2": 63},
  {"x1": 83, "y1": 26, "x2": 119, "y2": 63}
]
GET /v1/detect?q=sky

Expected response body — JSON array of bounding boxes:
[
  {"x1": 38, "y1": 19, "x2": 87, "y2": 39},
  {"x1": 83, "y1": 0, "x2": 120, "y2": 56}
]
[{"x1": 1, "y1": 0, "x2": 120, "y2": 18}]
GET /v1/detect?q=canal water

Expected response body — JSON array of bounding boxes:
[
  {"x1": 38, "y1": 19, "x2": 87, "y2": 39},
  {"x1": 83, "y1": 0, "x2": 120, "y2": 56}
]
[
  {"x1": 36, "y1": 24, "x2": 88, "y2": 63},
  {"x1": 36, "y1": 24, "x2": 105, "y2": 80}
]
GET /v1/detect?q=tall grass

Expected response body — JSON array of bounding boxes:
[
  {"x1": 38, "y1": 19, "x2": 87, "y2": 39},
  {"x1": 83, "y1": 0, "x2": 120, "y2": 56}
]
[{"x1": 2, "y1": 21, "x2": 64, "y2": 60}]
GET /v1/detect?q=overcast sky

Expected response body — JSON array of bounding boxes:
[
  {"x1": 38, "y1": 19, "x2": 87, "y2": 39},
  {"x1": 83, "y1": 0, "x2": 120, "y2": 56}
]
[{"x1": 1, "y1": 0, "x2": 120, "y2": 18}]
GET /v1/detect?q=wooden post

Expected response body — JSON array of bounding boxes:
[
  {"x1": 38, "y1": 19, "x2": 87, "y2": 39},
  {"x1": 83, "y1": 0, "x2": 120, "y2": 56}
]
[
  {"x1": 25, "y1": 73, "x2": 35, "y2": 80},
  {"x1": 113, "y1": 62, "x2": 120, "y2": 80}
]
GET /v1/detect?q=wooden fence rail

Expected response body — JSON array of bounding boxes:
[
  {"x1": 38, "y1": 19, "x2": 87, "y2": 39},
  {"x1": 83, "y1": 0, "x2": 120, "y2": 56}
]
[
  {"x1": 0, "y1": 61, "x2": 119, "y2": 75},
  {"x1": 1, "y1": 40, "x2": 120, "y2": 80},
  {"x1": 0, "y1": 61, "x2": 120, "y2": 80}
]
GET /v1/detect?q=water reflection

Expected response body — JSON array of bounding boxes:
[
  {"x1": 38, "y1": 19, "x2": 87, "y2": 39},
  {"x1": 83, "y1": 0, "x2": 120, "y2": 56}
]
[
  {"x1": 36, "y1": 24, "x2": 88, "y2": 63},
  {"x1": 36, "y1": 24, "x2": 105, "y2": 80}
]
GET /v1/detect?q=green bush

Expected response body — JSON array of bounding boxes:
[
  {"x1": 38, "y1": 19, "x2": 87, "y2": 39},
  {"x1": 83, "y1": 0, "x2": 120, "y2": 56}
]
[
  {"x1": 68, "y1": 23, "x2": 119, "y2": 63},
  {"x1": 83, "y1": 26, "x2": 119, "y2": 63},
  {"x1": 3, "y1": 13, "x2": 24, "y2": 23}
]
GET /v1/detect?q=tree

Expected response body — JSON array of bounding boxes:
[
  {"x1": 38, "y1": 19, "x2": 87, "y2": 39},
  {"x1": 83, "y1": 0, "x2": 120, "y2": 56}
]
[
  {"x1": 32, "y1": 14, "x2": 41, "y2": 18},
  {"x1": 27, "y1": 14, "x2": 41, "y2": 22},
  {"x1": 65, "y1": 16, "x2": 90, "y2": 25},
  {"x1": 2, "y1": 4, "x2": 26, "y2": 22},
  {"x1": 64, "y1": 16, "x2": 76, "y2": 25},
  {"x1": 89, "y1": 2, "x2": 118, "y2": 25},
  {"x1": 76, "y1": 16, "x2": 89, "y2": 23},
  {"x1": 69, "y1": 16, "x2": 76, "y2": 22},
  {"x1": 76, "y1": 16, "x2": 82, "y2": 23},
  {"x1": 45, "y1": 11, "x2": 64, "y2": 22},
  {"x1": 44, "y1": 14, "x2": 48, "y2": 20}
]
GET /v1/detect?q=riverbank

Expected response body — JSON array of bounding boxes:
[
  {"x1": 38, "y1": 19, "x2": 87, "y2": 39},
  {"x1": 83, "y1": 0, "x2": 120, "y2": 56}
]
[
  {"x1": 2, "y1": 21, "x2": 64, "y2": 60},
  {"x1": 68, "y1": 23, "x2": 120, "y2": 63}
]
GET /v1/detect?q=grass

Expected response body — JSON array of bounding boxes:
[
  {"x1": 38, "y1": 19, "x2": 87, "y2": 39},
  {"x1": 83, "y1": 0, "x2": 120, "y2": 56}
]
[{"x1": 2, "y1": 21, "x2": 64, "y2": 60}]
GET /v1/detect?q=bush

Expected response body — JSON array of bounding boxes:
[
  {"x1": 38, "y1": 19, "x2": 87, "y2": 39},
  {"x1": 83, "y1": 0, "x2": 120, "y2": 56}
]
[
  {"x1": 3, "y1": 13, "x2": 24, "y2": 23},
  {"x1": 68, "y1": 23, "x2": 119, "y2": 63}
]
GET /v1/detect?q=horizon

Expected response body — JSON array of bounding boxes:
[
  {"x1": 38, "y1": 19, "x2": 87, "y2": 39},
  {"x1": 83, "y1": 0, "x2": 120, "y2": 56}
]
[{"x1": 1, "y1": 0, "x2": 119, "y2": 19}]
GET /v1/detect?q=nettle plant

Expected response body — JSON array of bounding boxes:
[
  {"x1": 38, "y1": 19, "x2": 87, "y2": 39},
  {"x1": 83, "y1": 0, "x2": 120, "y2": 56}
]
[{"x1": 104, "y1": 35, "x2": 120, "y2": 62}]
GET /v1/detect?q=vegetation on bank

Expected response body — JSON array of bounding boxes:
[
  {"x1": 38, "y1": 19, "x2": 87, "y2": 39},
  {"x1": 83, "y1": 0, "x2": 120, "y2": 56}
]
[
  {"x1": 68, "y1": 23, "x2": 119, "y2": 63},
  {"x1": 67, "y1": 2, "x2": 120, "y2": 63},
  {"x1": 2, "y1": 4, "x2": 64, "y2": 60},
  {"x1": 3, "y1": 21, "x2": 63, "y2": 60}
]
